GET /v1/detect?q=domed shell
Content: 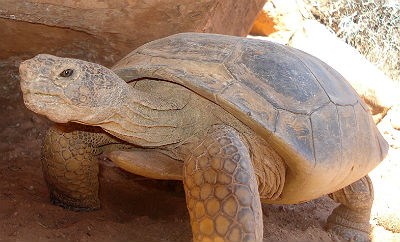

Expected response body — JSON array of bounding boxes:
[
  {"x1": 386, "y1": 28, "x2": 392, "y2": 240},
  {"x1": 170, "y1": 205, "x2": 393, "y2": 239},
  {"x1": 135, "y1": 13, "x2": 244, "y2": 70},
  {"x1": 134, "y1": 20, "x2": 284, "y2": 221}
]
[{"x1": 112, "y1": 33, "x2": 387, "y2": 200}]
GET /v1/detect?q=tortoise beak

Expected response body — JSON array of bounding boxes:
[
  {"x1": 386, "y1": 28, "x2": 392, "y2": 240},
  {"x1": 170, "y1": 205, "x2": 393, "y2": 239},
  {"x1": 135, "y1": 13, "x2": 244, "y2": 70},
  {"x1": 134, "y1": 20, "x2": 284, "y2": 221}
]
[
  {"x1": 19, "y1": 59, "x2": 35, "y2": 97},
  {"x1": 19, "y1": 60, "x2": 30, "y2": 82}
]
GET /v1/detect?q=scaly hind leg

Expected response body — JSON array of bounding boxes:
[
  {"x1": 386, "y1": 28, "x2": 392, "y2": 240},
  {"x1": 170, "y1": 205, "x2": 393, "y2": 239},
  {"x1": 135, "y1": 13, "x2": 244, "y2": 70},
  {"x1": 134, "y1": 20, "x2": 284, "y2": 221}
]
[
  {"x1": 42, "y1": 124, "x2": 123, "y2": 211},
  {"x1": 183, "y1": 125, "x2": 263, "y2": 242},
  {"x1": 327, "y1": 176, "x2": 374, "y2": 241}
]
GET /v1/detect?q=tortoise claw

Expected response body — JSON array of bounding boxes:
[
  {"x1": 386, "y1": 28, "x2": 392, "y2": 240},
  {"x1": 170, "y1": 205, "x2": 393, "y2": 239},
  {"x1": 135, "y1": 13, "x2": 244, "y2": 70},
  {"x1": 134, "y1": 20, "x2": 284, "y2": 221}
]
[{"x1": 49, "y1": 192, "x2": 100, "y2": 212}]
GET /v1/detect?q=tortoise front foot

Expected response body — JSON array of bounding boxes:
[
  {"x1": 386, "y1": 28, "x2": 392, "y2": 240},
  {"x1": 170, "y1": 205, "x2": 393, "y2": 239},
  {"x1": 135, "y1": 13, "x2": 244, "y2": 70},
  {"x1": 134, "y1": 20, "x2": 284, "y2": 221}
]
[
  {"x1": 42, "y1": 124, "x2": 102, "y2": 211},
  {"x1": 328, "y1": 176, "x2": 373, "y2": 242},
  {"x1": 327, "y1": 205, "x2": 371, "y2": 241},
  {"x1": 183, "y1": 126, "x2": 263, "y2": 242},
  {"x1": 49, "y1": 190, "x2": 99, "y2": 212}
]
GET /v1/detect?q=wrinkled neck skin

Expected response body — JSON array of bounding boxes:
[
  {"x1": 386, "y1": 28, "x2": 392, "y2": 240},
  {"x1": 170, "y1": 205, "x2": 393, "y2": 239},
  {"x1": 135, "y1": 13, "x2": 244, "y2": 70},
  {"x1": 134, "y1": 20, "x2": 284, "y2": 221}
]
[{"x1": 92, "y1": 82, "x2": 200, "y2": 148}]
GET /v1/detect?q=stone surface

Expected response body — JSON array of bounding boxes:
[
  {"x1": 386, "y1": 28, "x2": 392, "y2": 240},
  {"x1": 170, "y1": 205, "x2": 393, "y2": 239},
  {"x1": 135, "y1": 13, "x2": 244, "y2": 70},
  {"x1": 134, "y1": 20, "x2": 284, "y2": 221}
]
[{"x1": 0, "y1": 0, "x2": 266, "y2": 65}]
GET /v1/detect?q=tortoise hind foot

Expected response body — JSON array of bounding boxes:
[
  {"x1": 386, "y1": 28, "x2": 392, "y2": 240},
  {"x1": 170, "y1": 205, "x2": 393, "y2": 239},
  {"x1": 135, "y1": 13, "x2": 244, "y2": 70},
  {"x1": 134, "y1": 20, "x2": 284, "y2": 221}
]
[
  {"x1": 327, "y1": 176, "x2": 374, "y2": 242},
  {"x1": 327, "y1": 205, "x2": 371, "y2": 242}
]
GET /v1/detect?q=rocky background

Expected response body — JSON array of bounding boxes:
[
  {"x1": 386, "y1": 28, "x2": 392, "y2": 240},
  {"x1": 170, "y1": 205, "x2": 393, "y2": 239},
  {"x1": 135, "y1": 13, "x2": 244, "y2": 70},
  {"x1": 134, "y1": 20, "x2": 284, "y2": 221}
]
[
  {"x1": 0, "y1": 0, "x2": 265, "y2": 65},
  {"x1": 0, "y1": 0, "x2": 399, "y2": 241}
]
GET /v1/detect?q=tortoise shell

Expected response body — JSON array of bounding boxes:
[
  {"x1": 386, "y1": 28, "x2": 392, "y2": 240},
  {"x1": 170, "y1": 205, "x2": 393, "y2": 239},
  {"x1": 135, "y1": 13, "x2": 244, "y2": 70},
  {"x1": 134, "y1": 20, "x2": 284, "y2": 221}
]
[{"x1": 112, "y1": 33, "x2": 387, "y2": 202}]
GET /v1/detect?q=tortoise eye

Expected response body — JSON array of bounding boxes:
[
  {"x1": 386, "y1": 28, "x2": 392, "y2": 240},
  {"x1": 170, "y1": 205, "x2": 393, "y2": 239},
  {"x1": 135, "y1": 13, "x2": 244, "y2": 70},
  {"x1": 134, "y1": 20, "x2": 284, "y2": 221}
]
[{"x1": 59, "y1": 69, "x2": 74, "y2": 77}]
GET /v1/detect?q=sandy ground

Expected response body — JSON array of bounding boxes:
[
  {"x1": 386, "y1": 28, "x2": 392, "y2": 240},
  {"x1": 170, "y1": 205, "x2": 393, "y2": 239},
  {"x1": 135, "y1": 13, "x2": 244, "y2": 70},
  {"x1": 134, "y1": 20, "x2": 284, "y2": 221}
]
[{"x1": 0, "y1": 57, "x2": 399, "y2": 242}]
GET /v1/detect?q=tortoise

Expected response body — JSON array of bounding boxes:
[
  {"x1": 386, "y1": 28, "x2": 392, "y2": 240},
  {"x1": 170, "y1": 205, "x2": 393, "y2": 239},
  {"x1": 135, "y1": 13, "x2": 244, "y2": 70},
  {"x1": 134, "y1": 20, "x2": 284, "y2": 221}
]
[{"x1": 19, "y1": 33, "x2": 388, "y2": 242}]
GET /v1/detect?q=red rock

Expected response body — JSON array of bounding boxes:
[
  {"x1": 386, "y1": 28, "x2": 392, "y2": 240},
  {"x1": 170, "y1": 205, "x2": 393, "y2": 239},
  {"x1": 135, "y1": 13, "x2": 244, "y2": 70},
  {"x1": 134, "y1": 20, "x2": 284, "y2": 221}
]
[{"x1": 0, "y1": 0, "x2": 266, "y2": 65}]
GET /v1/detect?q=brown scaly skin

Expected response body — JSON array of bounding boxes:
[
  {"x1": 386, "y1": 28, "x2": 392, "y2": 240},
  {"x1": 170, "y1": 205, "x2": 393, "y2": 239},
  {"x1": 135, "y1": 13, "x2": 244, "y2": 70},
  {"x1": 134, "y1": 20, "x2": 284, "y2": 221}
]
[
  {"x1": 184, "y1": 125, "x2": 263, "y2": 242},
  {"x1": 327, "y1": 176, "x2": 374, "y2": 241},
  {"x1": 42, "y1": 124, "x2": 101, "y2": 210},
  {"x1": 42, "y1": 123, "x2": 130, "y2": 211}
]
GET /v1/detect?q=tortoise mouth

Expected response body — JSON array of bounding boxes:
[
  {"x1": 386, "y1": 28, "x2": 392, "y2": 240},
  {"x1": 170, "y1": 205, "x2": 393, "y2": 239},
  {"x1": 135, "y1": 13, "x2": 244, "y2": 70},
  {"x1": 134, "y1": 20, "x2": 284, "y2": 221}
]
[
  {"x1": 21, "y1": 88, "x2": 66, "y2": 119},
  {"x1": 22, "y1": 88, "x2": 61, "y2": 105},
  {"x1": 22, "y1": 92, "x2": 73, "y2": 124}
]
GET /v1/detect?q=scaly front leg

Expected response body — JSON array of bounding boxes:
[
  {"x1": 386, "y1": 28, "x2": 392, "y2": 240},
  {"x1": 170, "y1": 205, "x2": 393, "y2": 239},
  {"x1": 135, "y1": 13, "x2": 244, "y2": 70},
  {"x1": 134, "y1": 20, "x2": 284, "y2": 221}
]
[
  {"x1": 41, "y1": 123, "x2": 122, "y2": 211},
  {"x1": 183, "y1": 125, "x2": 263, "y2": 242}
]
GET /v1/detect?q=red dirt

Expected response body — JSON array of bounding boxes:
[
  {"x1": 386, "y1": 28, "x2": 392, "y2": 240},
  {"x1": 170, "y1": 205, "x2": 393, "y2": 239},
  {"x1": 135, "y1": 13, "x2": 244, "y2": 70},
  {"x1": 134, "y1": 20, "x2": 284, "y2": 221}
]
[{"x1": 0, "y1": 57, "x2": 398, "y2": 242}]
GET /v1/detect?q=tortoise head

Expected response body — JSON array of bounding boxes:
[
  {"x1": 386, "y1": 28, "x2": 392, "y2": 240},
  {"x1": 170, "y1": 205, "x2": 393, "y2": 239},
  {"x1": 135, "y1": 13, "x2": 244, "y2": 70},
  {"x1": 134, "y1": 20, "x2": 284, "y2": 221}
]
[{"x1": 19, "y1": 54, "x2": 128, "y2": 124}]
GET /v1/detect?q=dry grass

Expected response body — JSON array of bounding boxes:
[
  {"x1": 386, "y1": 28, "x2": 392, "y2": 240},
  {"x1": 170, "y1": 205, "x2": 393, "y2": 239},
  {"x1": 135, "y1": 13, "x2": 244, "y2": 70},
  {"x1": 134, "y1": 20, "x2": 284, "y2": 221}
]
[{"x1": 306, "y1": 0, "x2": 400, "y2": 81}]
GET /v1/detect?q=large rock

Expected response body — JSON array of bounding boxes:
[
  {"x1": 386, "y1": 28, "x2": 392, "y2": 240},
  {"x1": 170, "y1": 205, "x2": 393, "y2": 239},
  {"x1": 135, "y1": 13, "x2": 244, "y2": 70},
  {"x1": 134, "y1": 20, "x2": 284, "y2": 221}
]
[{"x1": 0, "y1": 0, "x2": 266, "y2": 65}]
